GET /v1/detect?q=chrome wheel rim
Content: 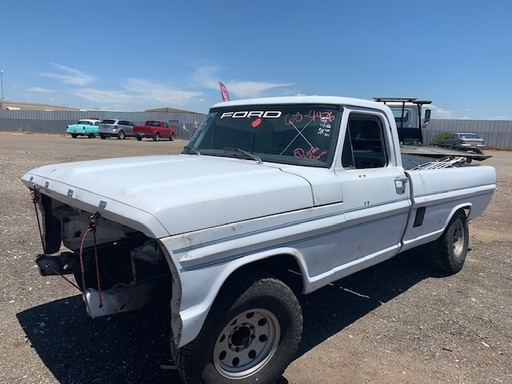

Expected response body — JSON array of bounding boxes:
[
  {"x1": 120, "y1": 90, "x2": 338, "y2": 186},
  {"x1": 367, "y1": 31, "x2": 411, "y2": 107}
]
[
  {"x1": 452, "y1": 219, "x2": 465, "y2": 257},
  {"x1": 213, "y1": 308, "x2": 280, "y2": 379}
]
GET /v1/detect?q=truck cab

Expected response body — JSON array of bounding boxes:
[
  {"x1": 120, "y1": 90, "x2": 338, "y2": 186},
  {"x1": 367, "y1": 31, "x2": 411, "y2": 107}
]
[{"x1": 374, "y1": 97, "x2": 431, "y2": 145}]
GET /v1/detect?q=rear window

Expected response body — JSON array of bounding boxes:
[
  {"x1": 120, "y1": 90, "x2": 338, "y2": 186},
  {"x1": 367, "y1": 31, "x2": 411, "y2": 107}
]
[
  {"x1": 101, "y1": 119, "x2": 116, "y2": 124},
  {"x1": 391, "y1": 108, "x2": 411, "y2": 123},
  {"x1": 460, "y1": 133, "x2": 480, "y2": 139}
]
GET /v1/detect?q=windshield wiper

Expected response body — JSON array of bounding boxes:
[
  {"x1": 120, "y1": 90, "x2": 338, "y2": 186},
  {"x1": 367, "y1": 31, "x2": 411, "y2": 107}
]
[
  {"x1": 182, "y1": 145, "x2": 201, "y2": 155},
  {"x1": 223, "y1": 147, "x2": 262, "y2": 164}
]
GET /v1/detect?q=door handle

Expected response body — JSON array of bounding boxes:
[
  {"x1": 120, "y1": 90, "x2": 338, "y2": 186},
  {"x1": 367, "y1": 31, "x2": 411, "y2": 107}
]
[{"x1": 394, "y1": 177, "x2": 408, "y2": 194}]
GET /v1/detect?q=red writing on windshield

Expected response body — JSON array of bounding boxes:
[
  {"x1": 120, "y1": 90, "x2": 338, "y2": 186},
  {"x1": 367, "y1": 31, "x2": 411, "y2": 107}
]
[
  {"x1": 294, "y1": 146, "x2": 327, "y2": 161},
  {"x1": 285, "y1": 111, "x2": 336, "y2": 126}
]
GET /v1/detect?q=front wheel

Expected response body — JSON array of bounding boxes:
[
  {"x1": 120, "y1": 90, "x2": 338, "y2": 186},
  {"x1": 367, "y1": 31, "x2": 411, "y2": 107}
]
[
  {"x1": 173, "y1": 270, "x2": 303, "y2": 384},
  {"x1": 426, "y1": 210, "x2": 469, "y2": 273},
  {"x1": 170, "y1": 133, "x2": 175, "y2": 141},
  {"x1": 136, "y1": 135, "x2": 143, "y2": 141},
  {"x1": 71, "y1": 134, "x2": 77, "y2": 138}
]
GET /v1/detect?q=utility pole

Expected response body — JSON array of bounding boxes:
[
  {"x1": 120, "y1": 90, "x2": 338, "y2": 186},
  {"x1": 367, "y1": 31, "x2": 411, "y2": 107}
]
[{"x1": 0, "y1": 70, "x2": 4, "y2": 100}]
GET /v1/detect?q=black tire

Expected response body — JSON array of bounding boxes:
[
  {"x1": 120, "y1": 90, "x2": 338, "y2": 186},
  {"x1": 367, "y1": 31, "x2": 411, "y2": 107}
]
[
  {"x1": 71, "y1": 134, "x2": 77, "y2": 138},
  {"x1": 426, "y1": 210, "x2": 469, "y2": 273},
  {"x1": 118, "y1": 130, "x2": 126, "y2": 140},
  {"x1": 136, "y1": 135, "x2": 143, "y2": 141},
  {"x1": 153, "y1": 132, "x2": 160, "y2": 141},
  {"x1": 172, "y1": 270, "x2": 303, "y2": 384},
  {"x1": 100, "y1": 135, "x2": 106, "y2": 140},
  {"x1": 170, "y1": 133, "x2": 175, "y2": 141},
  {"x1": 88, "y1": 133, "x2": 95, "y2": 139}
]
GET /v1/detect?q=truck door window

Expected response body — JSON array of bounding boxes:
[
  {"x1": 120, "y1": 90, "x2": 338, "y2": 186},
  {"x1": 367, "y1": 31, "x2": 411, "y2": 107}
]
[{"x1": 343, "y1": 114, "x2": 387, "y2": 169}]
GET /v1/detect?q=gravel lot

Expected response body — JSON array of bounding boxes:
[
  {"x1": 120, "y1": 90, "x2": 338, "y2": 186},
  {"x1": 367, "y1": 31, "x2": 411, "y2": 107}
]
[{"x1": 1, "y1": 132, "x2": 510, "y2": 384}]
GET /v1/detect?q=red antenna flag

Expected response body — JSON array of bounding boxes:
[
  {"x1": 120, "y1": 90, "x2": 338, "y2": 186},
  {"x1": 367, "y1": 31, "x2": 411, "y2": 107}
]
[{"x1": 219, "y1": 82, "x2": 230, "y2": 102}]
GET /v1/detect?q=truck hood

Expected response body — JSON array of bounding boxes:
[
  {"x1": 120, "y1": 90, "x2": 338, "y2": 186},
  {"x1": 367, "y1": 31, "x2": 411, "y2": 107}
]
[{"x1": 22, "y1": 155, "x2": 314, "y2": 237}]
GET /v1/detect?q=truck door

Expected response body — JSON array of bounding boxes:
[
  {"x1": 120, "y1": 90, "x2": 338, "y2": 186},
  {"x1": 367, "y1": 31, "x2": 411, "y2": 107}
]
[{"x1": 334, "y1": 109, "x2": 411, "y2": 269}]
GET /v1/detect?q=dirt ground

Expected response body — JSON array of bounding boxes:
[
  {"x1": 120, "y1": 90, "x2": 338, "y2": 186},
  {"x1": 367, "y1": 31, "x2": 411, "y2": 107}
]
[{"x1": 0, "y1": 132, "x2": 510, "y2": 384}]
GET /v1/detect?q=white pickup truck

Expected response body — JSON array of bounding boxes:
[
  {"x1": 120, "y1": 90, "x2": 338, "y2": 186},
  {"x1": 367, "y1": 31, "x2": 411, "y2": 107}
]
[{"x1": 22, "y1": 96, "x2": 496, "y2": 384}]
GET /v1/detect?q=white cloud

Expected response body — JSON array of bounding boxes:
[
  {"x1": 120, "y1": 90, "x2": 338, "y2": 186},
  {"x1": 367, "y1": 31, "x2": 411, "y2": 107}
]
[
  {"x1": 191, "y1": 66, "x2": 292, "y2": 99},
  {"x1": 40, "y1": 63, "x2": 96, "y2": 86},
  {"x1": 191, "y1": 66, "x2": 223, "y2": 89},
  {"x1": 68, "y1": 88, "x2": 134, "y2": 104},
  {"x1": 430, "y1": 104, "x2": 455, "y2": 119},
  {"x1": 32, "y1": 63, "x2": 292, "y2": 110},
  {"x1": 224, "y1": 81, "x2": 293, "y2": 99},
  {"x1": 489, "y1": 115, "x2": 511, "y2": 120},
  {"x1": 26, "y1": 87, "x2": 56, "y2": 93},
  {"x1": 123, "y1": 79, "x2": 203, "y2": 105},
  {"x1": 65, "y1": 79, "x2": 204, "y2": 110}
]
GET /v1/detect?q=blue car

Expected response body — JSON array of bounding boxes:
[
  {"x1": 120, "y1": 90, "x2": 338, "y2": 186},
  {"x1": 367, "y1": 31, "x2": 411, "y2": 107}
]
[{"x1": 66, "y1": 119, "x2": 102, "y2": 138}]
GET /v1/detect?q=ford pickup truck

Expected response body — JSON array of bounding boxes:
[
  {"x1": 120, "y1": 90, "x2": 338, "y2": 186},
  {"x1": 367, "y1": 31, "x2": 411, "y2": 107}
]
[
  {"x1": 21, "y1": 96, "x2": 495, "y2": 384},
  {"x1": 134, "y1": 120, "x2": 176, "y2": 141}
]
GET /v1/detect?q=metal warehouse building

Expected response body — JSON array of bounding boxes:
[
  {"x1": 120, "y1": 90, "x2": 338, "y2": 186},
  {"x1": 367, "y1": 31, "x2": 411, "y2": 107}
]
[
  {"x1": 1, "y1": 100, "x2": 512, "y2": 148},
  {"x1": 0, "y1": 100, "x2": 206, "y2": 141}
]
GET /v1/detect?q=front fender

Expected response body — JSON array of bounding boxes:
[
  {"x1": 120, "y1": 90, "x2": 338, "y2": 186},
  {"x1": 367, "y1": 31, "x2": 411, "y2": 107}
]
[{"x1": 161, "y1": 237, "x2": 309, "y2": 348}]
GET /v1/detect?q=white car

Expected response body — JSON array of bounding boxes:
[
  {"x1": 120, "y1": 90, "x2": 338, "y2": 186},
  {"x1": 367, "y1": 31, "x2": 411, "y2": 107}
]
[{"x1": 441, "y1": 132, "x2": 486, "y2": 152}]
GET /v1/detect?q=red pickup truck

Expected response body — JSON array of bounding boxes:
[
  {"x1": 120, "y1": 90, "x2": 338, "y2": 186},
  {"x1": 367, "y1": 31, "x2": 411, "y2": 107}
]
[{"x1": 134, "y1": 120, "x2": 176, "y2": 141}]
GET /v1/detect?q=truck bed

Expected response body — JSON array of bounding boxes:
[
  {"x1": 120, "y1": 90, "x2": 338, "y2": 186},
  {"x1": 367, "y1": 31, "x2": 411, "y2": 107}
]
[{"x1": 400, "y1": 144, "x2": 491, "y2": 162}]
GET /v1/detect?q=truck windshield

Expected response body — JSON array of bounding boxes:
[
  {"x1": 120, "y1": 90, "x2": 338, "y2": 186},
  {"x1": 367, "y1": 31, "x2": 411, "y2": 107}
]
[{"x1": 187, "y1": 104, "x2": 341, "y2": 167}]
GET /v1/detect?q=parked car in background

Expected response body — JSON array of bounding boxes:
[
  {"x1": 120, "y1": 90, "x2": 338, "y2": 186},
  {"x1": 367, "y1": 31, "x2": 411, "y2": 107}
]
[
  {"x1": 440, "y1": 133, "x2": 486, "y2": 153},
  {"x1": 134, "y1": 120, "x2": 176, "y2": 141},
  {"x1": 66, "y1": 118, "x2": 101, "y2": 138},
  {"x1": 98, "y1": 119, "x2": 136, "y2": 140}
]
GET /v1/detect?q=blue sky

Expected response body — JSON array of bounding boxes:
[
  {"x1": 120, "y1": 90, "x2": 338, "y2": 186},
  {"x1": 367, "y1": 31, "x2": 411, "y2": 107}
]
[{"x1": 1, "y1": 0, "x2": 511, "y2": 119}]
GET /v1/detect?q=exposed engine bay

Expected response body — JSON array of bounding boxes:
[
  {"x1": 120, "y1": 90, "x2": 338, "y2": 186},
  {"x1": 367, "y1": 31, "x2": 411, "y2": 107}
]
[{"x1": 33, "y1": 192, "x2": 172, "y2": 317}]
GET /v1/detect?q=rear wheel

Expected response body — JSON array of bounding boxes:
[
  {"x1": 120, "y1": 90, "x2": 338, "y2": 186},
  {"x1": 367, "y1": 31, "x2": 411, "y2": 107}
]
[
  {"x1": 153, "y1": 132, "x2": 160, "y2": 141},
  {"x1": 426, "y1": 210, "x2": 469, "y2": 273},
  {"x1": 100, "y1": 135, "x2": 106, "y2": 140},
  {"x1": 136, "y1": 135, "x2": 143, "y2": 141},
  {"x1": 172, "y1": 270, "x2": 302, "y2": 384},
  {"x1": 71, "y1": 134, "x2": 77, "y2": 138},
  {"x1": 88, "y1": 133, "x2": 95, "y2": 139},
  {"x1": 118, "y1": 130, "x2": 126, "y2": 140}
]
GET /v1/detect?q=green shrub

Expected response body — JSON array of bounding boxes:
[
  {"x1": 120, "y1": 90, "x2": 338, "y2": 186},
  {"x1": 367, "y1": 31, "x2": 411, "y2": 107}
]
[{"x1": 432, "y1": 132, "x2": 452, "y2": 144}]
